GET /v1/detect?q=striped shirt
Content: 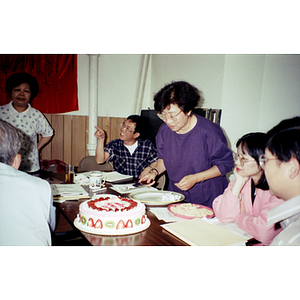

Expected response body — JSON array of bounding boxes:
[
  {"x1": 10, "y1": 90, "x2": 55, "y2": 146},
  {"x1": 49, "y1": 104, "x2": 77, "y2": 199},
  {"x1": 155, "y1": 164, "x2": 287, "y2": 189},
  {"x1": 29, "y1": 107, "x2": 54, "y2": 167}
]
[
  {"x1": 267, "y1": 195, "x2": 300, "y2": 246},
  {"x1": 105, "y1": 139, "x2": 158, "y2": 179}
]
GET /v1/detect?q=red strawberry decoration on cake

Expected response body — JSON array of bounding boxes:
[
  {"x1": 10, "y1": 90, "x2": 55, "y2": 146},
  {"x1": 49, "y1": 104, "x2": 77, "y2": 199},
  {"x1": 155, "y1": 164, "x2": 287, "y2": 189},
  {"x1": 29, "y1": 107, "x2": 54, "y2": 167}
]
[
  {"x1": 116, "y1": 220, "x2": 125, "y2": 230},
  {"x1": 94, "y1": 219, "x2": 103, "y2": 229},
  {"x1": 125, "y1": 219, "x2": 133, "y2": 228}
]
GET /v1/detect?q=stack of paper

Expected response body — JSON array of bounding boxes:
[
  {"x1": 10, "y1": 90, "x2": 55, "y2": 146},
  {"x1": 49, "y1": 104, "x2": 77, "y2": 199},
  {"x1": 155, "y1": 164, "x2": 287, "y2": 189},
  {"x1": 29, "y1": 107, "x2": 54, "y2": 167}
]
[
  {"x1": 161, "y1": 218, "x2": 246, "y2": 246},
  {"x1": 110, "y1": 183, "x2": 157, "y2": 194},
  {"x1": 105, "y1": 171, "x2": 133, "y2": 183},
  {"x1": 51, "y1": 184, "x2": 90, "y2": 203}
]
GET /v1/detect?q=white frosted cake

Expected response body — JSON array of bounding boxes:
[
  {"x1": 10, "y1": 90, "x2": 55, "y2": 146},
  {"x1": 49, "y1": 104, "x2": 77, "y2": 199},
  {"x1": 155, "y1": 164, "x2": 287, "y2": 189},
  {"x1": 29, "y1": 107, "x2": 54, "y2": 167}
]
[{"x1": 75, "y1": 194, "x2": 150, "y2": 235}]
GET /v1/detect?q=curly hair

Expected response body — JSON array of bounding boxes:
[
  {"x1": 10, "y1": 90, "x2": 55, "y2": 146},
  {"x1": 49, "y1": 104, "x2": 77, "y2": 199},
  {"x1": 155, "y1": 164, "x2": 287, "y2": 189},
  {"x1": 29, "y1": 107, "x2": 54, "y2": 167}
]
[
  {"x1": 5, "y1": 72, "x2": 39, "y2": 102},
  {"x1": 154, "y1": 81, "x2": 200, "y2": 113}
]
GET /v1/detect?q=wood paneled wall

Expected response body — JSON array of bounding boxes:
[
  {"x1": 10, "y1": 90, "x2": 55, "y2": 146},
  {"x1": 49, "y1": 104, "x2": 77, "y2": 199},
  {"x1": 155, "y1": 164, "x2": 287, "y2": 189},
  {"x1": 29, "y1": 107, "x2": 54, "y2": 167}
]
[{"x1": 40, "y1": 114, "x2": 126, "y2": 167}]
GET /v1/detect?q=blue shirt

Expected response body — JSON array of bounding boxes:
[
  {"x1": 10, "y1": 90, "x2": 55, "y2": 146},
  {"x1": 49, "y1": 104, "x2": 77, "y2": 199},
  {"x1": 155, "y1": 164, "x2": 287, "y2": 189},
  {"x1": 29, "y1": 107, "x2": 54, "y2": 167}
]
[{"x1": 105, "y1": 139, "x2": 158, "y2": 179}]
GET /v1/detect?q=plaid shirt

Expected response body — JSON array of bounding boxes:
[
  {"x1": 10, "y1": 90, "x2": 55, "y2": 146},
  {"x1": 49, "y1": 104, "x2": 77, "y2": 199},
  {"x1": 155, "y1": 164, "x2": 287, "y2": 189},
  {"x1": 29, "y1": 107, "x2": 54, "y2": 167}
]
[{"x1": 105, "y1": 139, "x2": 158, "y2": 178}]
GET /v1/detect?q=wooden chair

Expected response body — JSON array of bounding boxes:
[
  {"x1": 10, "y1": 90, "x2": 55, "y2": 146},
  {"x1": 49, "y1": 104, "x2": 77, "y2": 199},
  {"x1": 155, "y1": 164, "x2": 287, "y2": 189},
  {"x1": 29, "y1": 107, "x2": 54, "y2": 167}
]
[{"x1": 78, "y1": 156, "x2": 113, "y2": 172}]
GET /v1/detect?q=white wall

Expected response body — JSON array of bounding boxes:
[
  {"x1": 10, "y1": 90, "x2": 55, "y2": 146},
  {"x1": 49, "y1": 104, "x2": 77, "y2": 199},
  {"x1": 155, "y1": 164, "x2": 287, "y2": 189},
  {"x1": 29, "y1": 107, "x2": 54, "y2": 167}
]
[
  {"x1": 72, "y1": 54, "x2": 151, "y2": 116},
  {"x1": 74, "y1": 54, "x2": 300, "y2": 152},
  {"x1": 151, "y1": 54, "x2": 225, "y2": 109},
  {"x1": 221, "y1": 54, "x2": 266, "y2": 148}
]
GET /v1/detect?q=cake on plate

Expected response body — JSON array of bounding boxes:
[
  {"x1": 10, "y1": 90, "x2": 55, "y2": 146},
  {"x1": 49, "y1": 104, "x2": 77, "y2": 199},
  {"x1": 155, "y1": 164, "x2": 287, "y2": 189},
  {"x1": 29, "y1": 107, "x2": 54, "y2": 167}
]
[{"x1": 74, "y1": 194, "x2": 150, "y2": 235}]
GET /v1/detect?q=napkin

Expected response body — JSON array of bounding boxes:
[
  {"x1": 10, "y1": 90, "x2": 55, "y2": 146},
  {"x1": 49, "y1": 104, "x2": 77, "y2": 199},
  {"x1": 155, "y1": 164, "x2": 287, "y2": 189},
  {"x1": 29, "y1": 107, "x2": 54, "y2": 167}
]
[
  {"x1": 149, "y1": 207, "x2": 184, "y2": 222},
  {"x1": 74, "y1": 174, "x2": 89, "y2": 186}
]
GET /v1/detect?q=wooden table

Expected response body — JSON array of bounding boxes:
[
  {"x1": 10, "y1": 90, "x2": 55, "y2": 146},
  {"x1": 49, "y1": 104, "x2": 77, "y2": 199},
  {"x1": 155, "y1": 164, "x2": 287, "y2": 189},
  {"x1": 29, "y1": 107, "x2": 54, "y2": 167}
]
[
  {"x1": 47, "y1": 171, "x2": 188, "y2": 246},
  {"x1": 48, "y1": 172, "x2": 256, "y2": 246},
  {"x1": 56, "y1": 199, "x2": 188, "y2": 246}
]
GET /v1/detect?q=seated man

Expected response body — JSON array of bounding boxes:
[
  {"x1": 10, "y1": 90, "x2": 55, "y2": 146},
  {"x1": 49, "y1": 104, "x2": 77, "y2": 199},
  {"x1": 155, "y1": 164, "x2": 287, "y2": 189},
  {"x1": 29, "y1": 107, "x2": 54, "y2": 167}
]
[
  {"x1": 94, "y1": 115, "x2": 158, "y2": 179},
  {"x1": 261, "y1": 124, "x2": 300, "y2": 245},
  {"x1": 0, "y1": 120, "x2": 56, "y2": 246}
]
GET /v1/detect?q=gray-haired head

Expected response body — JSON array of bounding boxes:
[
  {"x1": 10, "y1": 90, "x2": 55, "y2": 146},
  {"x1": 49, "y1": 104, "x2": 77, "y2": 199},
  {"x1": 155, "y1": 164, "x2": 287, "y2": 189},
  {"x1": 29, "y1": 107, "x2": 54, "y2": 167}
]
[{"x1": 0, "y1": 120, "x2": 23, "y2": 165}]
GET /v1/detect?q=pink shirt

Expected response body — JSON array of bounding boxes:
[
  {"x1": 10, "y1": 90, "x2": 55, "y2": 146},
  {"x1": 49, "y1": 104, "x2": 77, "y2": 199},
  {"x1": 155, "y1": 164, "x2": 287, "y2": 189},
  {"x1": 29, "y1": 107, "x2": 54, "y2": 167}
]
[{"x1": 213, "y1": 179, "x2": 285, "y2": 245}]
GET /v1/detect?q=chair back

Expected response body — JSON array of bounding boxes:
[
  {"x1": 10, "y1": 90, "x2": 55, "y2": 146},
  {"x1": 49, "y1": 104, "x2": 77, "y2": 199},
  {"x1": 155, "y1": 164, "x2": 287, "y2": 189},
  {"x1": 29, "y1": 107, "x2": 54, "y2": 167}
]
[
  {"x1": 78, "y1": 156, "x2": 113, "y2": 172},
  {"x1": 140, "y1": 110, "x2": 164, "y2": 147},
  {"x1": 193, "y1": 108, "x2": 222, "y2": 125},
  {"x1": 153, "y1": 173, "x2": 167, "y2": 190}
]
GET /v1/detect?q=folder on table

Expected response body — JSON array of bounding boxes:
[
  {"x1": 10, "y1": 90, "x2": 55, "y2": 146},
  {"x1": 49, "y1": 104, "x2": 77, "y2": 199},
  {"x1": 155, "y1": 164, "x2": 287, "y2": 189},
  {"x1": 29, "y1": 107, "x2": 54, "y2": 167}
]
[{"x1": 161, "y1": 218, "x2": 246, "y2": 246}]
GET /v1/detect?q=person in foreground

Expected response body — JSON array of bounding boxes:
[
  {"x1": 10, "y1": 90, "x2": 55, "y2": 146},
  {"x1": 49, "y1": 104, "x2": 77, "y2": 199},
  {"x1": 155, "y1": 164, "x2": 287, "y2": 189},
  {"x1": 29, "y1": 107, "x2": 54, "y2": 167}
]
[
  {"x1": 0, "y1": 120, "x2": 56, "y2": 246},
  {"x1": 0, "y1": 72, "x2": 53, "y2": 174},
  {"x1": 94, "y1": 115, "x2": 158, "y2": 179},
  {"x1": 263, "y1": 126, "x2": 300, "y2": 246},
  {"x1": 139, "y1": 81, "x2": 233, "y2": 207},
  {"x1": 213, "y1": 132, "x2": 284, "y2": 245}
]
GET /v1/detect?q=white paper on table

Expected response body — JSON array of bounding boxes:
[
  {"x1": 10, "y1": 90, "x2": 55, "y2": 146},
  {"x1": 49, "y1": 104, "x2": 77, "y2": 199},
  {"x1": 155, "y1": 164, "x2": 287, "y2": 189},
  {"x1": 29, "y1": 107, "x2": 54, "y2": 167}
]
[
  {"x1": 149, "y1": 207, "x2": 184, "y2": 222},
  {"x1": 202, "y1": 217, "x2": 253, "y2": 240},
  {"x1": 105, "y1": 171, "x2": 133, "y2": 183},
  {"x1": 74, "y1": 174, "x2": 89, "y2": 186},
  {"x1": 161, "y1": 218, "x2": 247, "y2": 246},
  {"x1": 150, "y1": 207, "x2": 253, "y2": 241},
  {"x1": 51, "y1": 183, "x2": 89, "y2": 197}
]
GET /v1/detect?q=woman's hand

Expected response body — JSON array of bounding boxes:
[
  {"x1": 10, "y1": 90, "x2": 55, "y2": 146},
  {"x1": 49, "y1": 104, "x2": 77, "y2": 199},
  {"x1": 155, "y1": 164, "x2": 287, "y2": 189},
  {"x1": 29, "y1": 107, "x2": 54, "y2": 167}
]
[
  {"x1": 138, "y1": 171, "x2": 157, "y2": 186},
  {"x1": 233, "y1": 167, "x2": 249, "y2": 186},
  {"x1": 175, "y1": 174, "x2": 198, "y2": 191},
  {"x1": 231, "y1": 167, "x2": 249, "y2": 198},
  {"x1": 139, "y1": 166, "x2": 152, "y2": 179},
  {"x1": 94, "y1": 126, "x2": 105, "y2": 141}
]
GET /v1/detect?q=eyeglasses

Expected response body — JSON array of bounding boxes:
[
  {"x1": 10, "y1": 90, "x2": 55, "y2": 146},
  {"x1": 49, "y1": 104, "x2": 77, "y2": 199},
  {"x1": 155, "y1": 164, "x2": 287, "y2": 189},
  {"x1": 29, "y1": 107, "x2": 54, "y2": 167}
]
[
  {"x1": 120, "y1": 122, "x2": 135, "y2": 133},
  {"x1": 258, "y1": 154, "x2": 279, "y2": 170},
  {"x1": 233, "y1": 152, "x2": 256, "y2": 166},
  {"x1": 157, "y1": 110, "x2": 183, "y2": 122}
]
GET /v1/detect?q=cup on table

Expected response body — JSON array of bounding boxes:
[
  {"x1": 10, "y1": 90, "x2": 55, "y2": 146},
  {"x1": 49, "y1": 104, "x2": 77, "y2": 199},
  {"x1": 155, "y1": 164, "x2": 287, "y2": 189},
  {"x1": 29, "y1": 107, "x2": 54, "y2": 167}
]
[
  {"x1": 65, "y1": 164, "x2": 75, "y2": 184},
  {"x1": 89, "y1": 172, "x2": 106, "y2": 190}
]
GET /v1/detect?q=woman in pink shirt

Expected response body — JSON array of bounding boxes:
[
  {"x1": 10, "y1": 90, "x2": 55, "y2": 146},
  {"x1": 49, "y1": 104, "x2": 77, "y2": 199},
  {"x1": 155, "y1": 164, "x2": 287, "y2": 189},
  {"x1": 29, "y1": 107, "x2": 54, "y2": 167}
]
[{"x1": 213, "y1": 132, "x2": 284, "y2": 245}]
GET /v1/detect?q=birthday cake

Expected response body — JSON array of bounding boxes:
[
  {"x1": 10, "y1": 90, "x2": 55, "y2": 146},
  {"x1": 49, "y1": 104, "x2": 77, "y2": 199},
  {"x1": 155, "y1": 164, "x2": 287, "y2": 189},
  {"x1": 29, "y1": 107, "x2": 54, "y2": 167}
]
[{"x1": 74, "y1": 194, "x2": 150, "y2": 235}]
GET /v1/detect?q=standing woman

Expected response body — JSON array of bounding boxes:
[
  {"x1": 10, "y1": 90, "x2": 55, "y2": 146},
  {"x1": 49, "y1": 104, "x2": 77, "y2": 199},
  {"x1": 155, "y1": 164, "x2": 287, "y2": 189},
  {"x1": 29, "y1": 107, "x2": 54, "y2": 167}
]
[
  {"x1": 0, "y1": 73, "x2": 53, "y2": 174},
  {"x1": 213, "y1": 132, "x2": 285, "y2": 245},
  {"x1": 139, "y1": 81, "x2": 233, "y2": 207}
]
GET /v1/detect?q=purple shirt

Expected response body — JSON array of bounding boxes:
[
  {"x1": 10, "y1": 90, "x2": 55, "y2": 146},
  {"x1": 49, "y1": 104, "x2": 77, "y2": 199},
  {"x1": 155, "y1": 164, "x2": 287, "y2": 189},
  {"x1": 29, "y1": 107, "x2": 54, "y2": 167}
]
[{"x1": 156, "y1": 115, "x2": 234, "y2": 207}]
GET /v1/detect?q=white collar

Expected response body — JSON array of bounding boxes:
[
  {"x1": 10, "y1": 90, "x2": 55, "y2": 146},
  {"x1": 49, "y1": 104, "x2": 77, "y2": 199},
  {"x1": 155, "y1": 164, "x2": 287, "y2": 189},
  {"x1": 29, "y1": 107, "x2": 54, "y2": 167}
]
[
  {"x1": 8, "y1": 101, "x2": 31, "y2": 114},
  {"x1": 267, "y1": 195, "x2": 300, "y2": 226}
]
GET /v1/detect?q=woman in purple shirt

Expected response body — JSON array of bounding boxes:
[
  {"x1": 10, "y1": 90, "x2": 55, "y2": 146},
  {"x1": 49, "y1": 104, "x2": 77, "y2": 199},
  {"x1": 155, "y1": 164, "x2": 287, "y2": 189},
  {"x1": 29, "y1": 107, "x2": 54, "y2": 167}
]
[{"x1": 139, "y1": 81, "x2": 234, "y2": 207}]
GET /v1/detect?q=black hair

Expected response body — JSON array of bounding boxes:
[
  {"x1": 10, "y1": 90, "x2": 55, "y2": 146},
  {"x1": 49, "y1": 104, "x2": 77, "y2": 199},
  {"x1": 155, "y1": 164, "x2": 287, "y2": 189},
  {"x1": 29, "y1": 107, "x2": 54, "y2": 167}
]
[
  {"x1": 267, "y1": 128, "x2": 300, "y2": 163},
  {"x1": 126, "y1": 115, "x2": 145, "y2": 137},
  {"x1": 153, "y1": 81, "x2": 200, "y2": 113},
  {"x1": 5, "y1": 72, "x2": 39, "y2": 102},
  {"x1": 266, "y1": 116, "x2": 300, "y2": 141},
  {"x1": 236, "y1": 132, "x2": 269, "y2": 190}
]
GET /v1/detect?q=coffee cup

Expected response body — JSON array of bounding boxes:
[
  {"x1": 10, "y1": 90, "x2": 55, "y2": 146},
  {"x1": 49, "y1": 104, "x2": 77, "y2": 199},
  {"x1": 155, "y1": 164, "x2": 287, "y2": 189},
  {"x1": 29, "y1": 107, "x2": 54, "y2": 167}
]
[{"x1": 89, "y1": 172, "x2": 106, "y2": 189}]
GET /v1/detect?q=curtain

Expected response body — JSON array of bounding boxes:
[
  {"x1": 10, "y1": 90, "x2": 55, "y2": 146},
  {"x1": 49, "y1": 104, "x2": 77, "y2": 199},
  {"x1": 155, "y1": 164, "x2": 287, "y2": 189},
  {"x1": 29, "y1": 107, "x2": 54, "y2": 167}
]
[{"x1": 0, "y1": 54, "x2": 78, "y2": 114}]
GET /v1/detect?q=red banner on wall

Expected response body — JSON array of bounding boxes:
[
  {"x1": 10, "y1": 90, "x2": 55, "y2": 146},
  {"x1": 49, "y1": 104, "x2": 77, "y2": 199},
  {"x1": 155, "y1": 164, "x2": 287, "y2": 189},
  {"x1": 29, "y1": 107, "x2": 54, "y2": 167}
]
[{"x1": 0, "y1": 54, "x2": 78, "y2": 114}]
